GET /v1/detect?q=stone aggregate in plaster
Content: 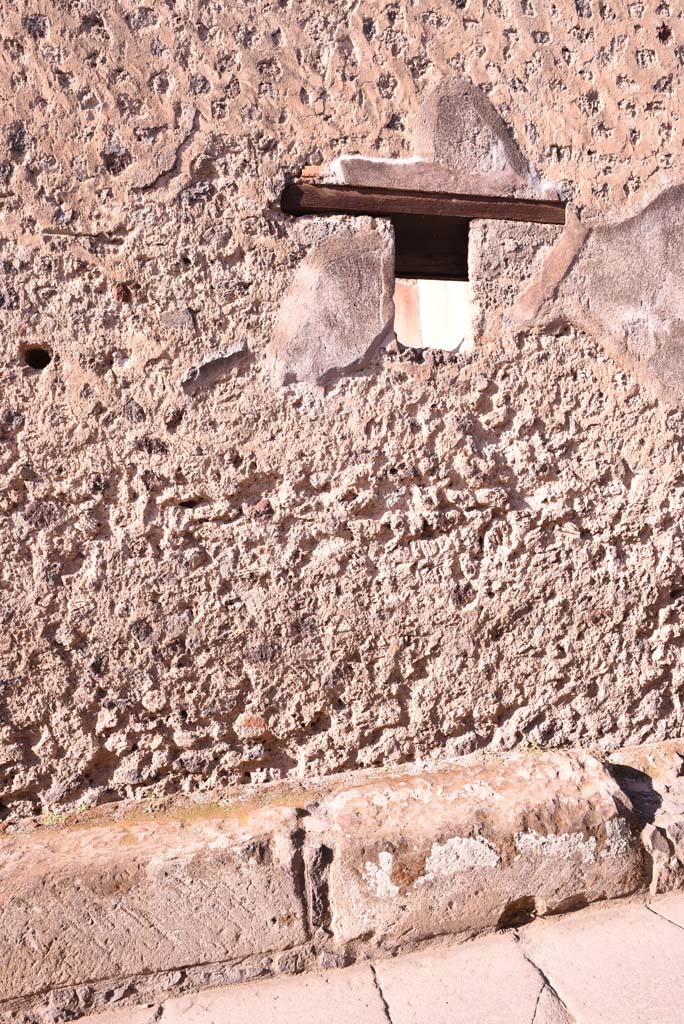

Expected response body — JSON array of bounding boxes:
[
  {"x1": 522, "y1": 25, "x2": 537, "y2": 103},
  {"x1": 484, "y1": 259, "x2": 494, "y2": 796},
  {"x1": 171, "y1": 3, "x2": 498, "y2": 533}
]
[
  {"x1": 1, "y1": 0, "x2": 684, "y2": 820},
  {"x1": 5, "y1": 320, "x2": 684, "y2": 822}
]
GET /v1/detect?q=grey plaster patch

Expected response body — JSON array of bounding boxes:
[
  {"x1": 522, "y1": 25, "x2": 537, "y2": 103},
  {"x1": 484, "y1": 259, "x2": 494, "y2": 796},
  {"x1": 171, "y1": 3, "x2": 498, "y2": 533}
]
[
  {"x1": 363, "y1": 851, "x2": 401, "y2": 899},
  {"x1": 411, "y1": 79, "x2": 540, "y2": 196},
  {"x1": 270, "y1": 222, "x2": 394, "y2": 387},
  {"x1": 419, "y1": 834, "x2": 501, "y2": 877},
  {"x1": 332, "y1": 77, "x2": 555, "y2": 200},
  {"x1": 414, "y1": 79, "x2": 527, "y2": 176},
  {"x1": 331, "y1": 154, "x2": 546, "y2": 199},
  {"x1": 515, "y1": 830, "x2": 597, "y2": 864},
  {"x1": 511, "y1": 185, "x2": 684, "y2": 402}
]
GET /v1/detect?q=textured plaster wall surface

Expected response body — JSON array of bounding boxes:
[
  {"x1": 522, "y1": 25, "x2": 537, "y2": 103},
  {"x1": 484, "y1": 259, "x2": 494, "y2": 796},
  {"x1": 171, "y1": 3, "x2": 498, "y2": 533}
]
[{"x1": 2, "y1": 0, "x2": 684, "y2": 821}]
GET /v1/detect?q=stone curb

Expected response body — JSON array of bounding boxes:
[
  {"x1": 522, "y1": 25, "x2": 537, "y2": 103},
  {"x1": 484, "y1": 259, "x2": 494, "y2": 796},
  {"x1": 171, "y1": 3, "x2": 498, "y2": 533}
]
[{"x1": 2, "y1": 745, "x2": 678, "y2": 1021}]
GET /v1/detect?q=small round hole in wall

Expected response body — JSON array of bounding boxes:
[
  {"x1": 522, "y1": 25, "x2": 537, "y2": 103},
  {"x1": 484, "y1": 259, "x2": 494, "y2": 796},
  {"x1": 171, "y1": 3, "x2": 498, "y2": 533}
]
[{"x1": 22, "y1": 346, "x2": 52, "y2": 370}]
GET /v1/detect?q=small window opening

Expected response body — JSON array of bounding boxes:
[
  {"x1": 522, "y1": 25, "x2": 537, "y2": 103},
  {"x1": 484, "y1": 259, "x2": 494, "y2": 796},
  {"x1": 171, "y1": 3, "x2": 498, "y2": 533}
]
[
  {"x1": 281, "y1": 182, "x2": 565, "y2": 356},
  {"x1": 392, "y1": 212, "x2": 472, "y2": 353},
  {"x1": 394, "y1": 278, "x2": 473, "y2": 354}
]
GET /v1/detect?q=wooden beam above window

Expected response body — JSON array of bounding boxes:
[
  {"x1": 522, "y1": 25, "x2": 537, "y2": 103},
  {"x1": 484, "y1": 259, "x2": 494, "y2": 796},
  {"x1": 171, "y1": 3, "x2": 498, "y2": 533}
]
[{"x1": 281, "y1": 182, "x2": 566, "y2": 226}]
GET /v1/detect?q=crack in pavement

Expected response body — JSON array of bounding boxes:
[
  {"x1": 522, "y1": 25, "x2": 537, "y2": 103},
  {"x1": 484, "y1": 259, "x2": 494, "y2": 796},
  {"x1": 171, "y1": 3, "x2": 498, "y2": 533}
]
[
  {"x1": 515, "y1": 935, "x2": 574, "y2": 1023},
  {"x1": 646, "y1": 901, "x2": 684, "y2": 932},
  {"x1": 370, "y1": 964, "x2": 394, "y2": 1024},
  {"x1": 529, "y1": 979, "x2": 545, "y2": 1024}
]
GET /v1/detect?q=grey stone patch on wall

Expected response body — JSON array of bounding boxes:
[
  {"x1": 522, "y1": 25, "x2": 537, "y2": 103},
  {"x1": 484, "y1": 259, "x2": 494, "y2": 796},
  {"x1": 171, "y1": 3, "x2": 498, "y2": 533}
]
[
  {"x1": 511, "y1": 185, "x2": 684, "y2": 403},
  {"x1": 331, "y1": 77, "x2": 556, "y2": 200},
  {"x1": 270, "y1": 219, "x2": 394, "y2": 387},
  {"x1": 469, "y1": 219, "x2": 565, "y2": 343},
  {"x1": 414, "y1": 80, "x2": 529, "y2": 179},
  {"x1": 159, "y1": 307, "x2": 197, "y2": 334},
  {"x1": 509, "y1": 210, "x2": 589, "y2": 330},
  {"x1": 330, "y1": 153, "x2": 550, "y2": 199}
]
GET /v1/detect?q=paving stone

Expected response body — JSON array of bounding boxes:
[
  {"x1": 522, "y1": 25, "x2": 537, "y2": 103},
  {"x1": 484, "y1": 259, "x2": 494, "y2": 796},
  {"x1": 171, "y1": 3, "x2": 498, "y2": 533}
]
[
  {"x1": 533, "y1": 986, "x2": 574, "y2": 1024},
  {"x1": 375, "y1": 933, "x2": 548, "y2": 1024},
  {"x1": 520, "y1": 900, "x2": 684, "y2": 1023},
  {"x1": 79, "y1": 898, "x2": 684, "y2": 1024},
  {"x1": 81, "y1": 965, "x2": 387, "y2": 1024},
  {"x1": 648, "y1": 890, "x2": 684, "y2": 929},
  {"x1": 80, "y1": 1006, "x2": 158, "y2": 1024}
]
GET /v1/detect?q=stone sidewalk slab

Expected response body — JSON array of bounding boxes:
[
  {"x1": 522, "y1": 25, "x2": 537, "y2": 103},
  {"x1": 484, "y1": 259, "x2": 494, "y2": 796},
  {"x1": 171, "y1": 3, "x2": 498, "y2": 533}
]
[
  {"x1": 75, "y1": 894, "x2": 684, "y2": 1024},
  {"x1": 83, "y1": 964, "x2": 388, "y2": 1024},
  {"x1": 649, "y1": 890, "x2": 684, "y2": 929},
  {"x1": 520, "y1": 897, "x2": 684, "y2": 1023},
  {"x1": 375, "y1": 932, "x2": 571, "y2": 1024},
  {"x1": 81, "y1": 933, "x2": 574, "y2": 1024}
]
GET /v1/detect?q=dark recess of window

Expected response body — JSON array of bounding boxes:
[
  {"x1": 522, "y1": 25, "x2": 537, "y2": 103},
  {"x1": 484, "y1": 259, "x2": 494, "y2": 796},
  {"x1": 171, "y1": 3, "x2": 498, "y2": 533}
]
[{"x1": 393, "y1": 213, "x2": 469, "y2": 281}]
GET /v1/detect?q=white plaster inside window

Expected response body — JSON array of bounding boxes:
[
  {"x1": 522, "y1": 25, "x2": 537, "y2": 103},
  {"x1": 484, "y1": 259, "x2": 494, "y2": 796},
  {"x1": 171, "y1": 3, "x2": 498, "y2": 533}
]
[{"x1": 393, "y1": 278, "x2": 474, "y2": 353}]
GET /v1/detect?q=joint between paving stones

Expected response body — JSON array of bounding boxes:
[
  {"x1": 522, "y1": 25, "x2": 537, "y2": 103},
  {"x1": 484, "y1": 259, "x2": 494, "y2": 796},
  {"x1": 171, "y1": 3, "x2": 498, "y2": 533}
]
[
  {"x1": 516, "y1": 938, "x2": 573, "y2": 1024},
  {"x1": 370, "y1": 965, "x2": 395, "y2": 1024}
]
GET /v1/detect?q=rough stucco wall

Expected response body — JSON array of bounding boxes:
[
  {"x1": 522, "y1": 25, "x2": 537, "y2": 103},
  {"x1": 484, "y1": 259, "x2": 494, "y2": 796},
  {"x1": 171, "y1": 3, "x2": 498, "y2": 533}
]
[{"x1": 2, "y1": 0, "x2": 684, "y2": 821}]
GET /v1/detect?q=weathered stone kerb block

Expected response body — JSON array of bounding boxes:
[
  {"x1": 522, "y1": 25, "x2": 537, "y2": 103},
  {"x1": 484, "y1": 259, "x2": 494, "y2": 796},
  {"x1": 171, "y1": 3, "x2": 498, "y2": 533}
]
[
  {"x1": 319, "y1": 751, "x2": 644, "y2": 946},
  {"x1": 0, "y1": 805, "x2": 307, "y2": 1002}
]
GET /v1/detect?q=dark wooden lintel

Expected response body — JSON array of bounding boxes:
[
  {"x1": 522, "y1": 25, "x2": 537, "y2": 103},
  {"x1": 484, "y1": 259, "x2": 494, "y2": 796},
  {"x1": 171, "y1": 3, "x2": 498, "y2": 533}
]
[{"x1": 281, "y1": 182, "x2": 566, "y2": 226}]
